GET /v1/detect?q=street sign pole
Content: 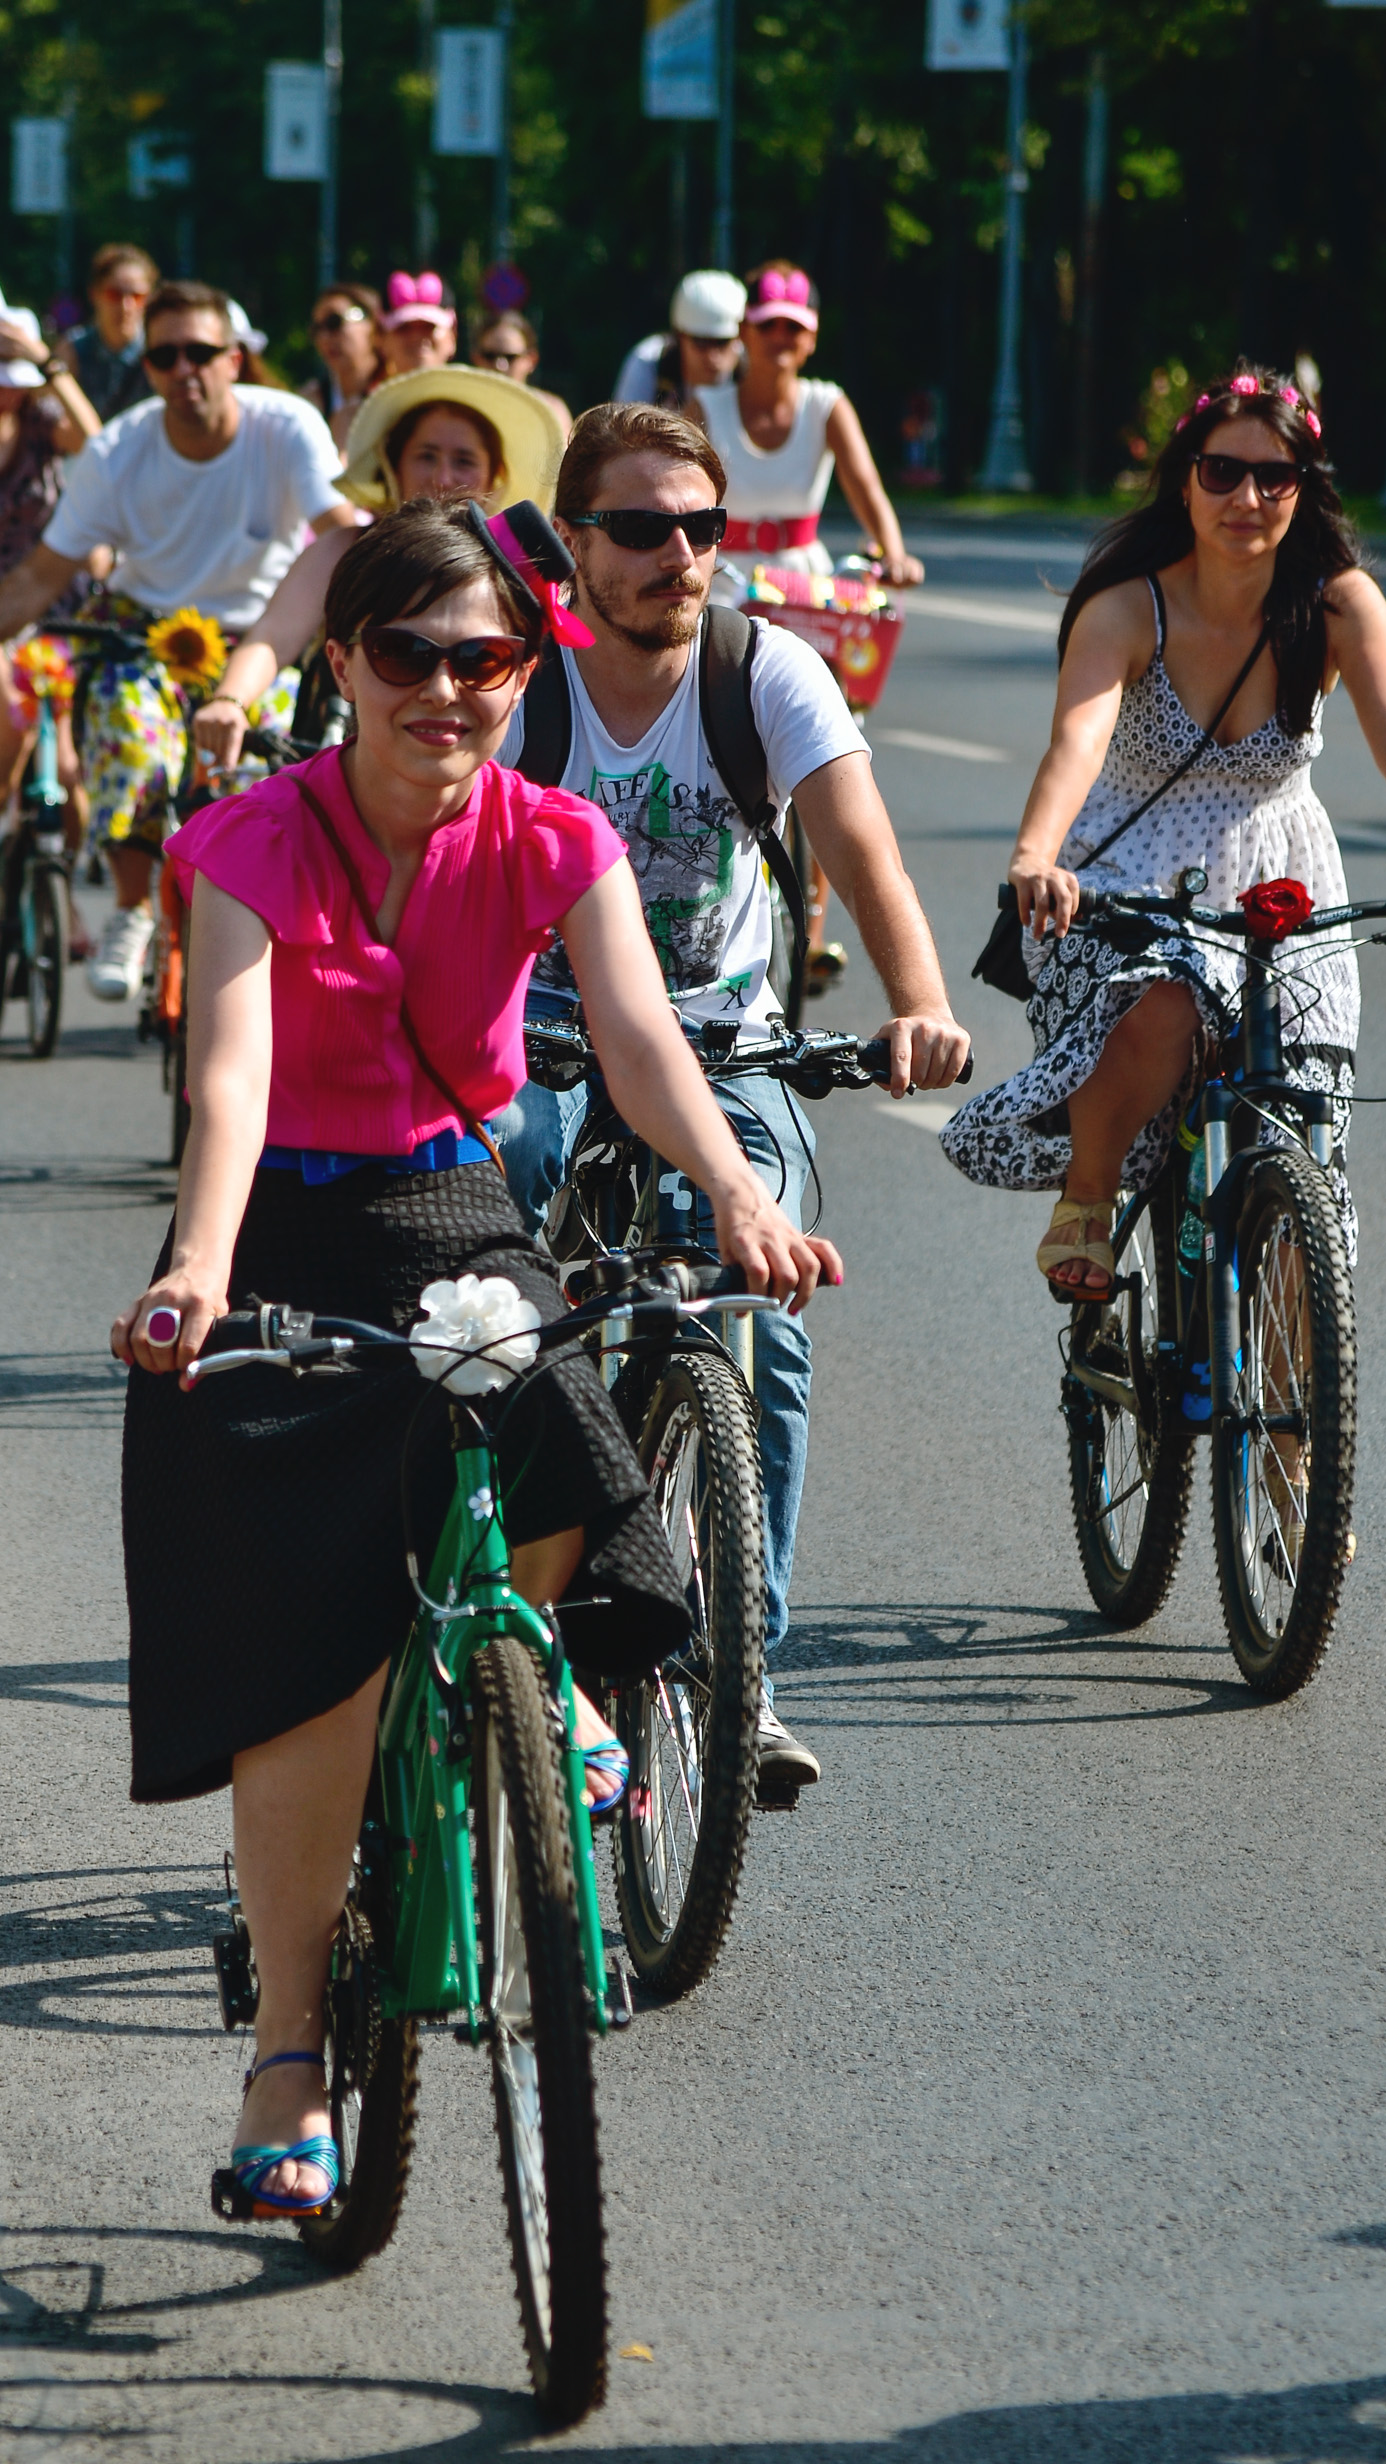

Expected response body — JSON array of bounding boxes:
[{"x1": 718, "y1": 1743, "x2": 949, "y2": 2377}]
[
  {"x1": 416, "y1": 0, "x2": 438, "y2": 263},
  {"x1": 319, "y1": 0, "x2": 342, "y2": 292},
  {"x1": 493, "y1": 0, "x2": 513, "y2": 262},
  {"x1": 1073, "y1": 49, "x2": 1107, "y2": 496},
  {"x1": 712, "y1": 0, "x2": 734, "y2": 266},
  {"x1": 980, "y1": 10, "x2": 1032, "y2": 491}
]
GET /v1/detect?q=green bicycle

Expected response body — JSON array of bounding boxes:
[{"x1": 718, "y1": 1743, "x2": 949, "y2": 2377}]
[{"x1": 194, "y1": 1259, "x2": 769, "y2": 2422}]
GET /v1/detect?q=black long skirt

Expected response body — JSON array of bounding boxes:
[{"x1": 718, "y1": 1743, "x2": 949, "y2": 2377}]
[{"x1": 123, "y1": 1161, "x2": 690, "y2": 1802}]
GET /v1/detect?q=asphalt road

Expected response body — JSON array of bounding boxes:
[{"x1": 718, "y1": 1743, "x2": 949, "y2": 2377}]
[{"x1": 7, "y1": 513, "x2": 1386, "y2": 2463}]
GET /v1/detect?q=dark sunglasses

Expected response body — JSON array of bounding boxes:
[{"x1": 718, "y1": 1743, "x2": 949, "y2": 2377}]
[
  {"x1": 313, "y1": 306, "x2": 368, "y2": 335},
  {"x1": 145, "y1": 339, "x2": 227, "y2": 372},
  {"x1": 475, "y1": 345, "x2": 522, "y2": 367},
  {"x1": 1194, "y1": 453, "x2": 1304, "y2": 503},
  {"x1": 354, "y1": 627, "x2": 529, "y2": 691},
  {"x1": 569, "y1": 507, "x2": 728, "y2": 552}
]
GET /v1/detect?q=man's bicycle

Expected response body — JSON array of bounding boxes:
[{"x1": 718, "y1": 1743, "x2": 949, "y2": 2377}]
[
  {"x1": 1055, "y1": 866, "x2": 1377, "y2": 1696},
  {"x1": 1, "y1": 684, "x2": 71, "y2": 1056},
  {"x1": 191, "y1": 1261, "x2": 761, "y2": 2422},
  {"x1": 526, "y1": 1017, "x2": 970, "y2": 1995}
]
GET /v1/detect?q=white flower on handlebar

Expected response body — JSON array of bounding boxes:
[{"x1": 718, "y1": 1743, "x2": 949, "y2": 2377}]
[{"x1": 409, "y1": 1275, "x2": 542, "y2": 1395}]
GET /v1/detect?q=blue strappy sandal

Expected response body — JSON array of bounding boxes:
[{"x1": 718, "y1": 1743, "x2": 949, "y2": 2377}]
[
  {"x1": 582, "y1": 1736, "x2": 629, "y2": 1823},
  {"x1": 212, "y1": 2050, "x2": 340, "y2": 2223}
]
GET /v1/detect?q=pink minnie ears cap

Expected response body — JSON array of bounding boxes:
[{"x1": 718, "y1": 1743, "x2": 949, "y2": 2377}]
[
  {"x1": 745, "y1": 264, "x2": 820, "y2": 330},
  {"x1": 383, "y1": 270, "x2": 455, "y2": 331}
]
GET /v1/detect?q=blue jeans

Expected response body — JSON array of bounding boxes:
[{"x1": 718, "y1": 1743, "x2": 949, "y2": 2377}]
[{"x1": 494, "y1": 996, "x2": 814, "y2": 1655}]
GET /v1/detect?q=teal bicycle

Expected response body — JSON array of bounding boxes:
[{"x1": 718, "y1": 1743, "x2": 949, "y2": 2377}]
[{"x1": 191, "y1": 1259, "x2": 770, "y2": 2423}]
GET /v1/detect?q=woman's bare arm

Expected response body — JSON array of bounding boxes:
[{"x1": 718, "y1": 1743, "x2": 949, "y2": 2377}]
[
  {"x1": 196, "y1": 530, "x2": 354, "y2": 766},
  {"x1": 111, "y1": 882, "x2": 272, "y2": 1378},
  {"x1": 1008, "y1": 580, "x2": 1154, "y2": 939},
  {"x1": 561, "y1": 860, "x2": 842, "y2": 1307},
  {"x1": 1325, "y1": 568, "x2": 1386, "y2": 777},
  {"x1": 824, "y1": 396, "x2": 921, "y2": 586}
]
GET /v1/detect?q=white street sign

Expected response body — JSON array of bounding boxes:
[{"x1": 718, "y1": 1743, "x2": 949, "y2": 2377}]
[
  {"x1": 11, "y1": 117, "x2": 68, "y2": 215},
  {"x1": 643, "y1": 0, "x2": 718, "y2": 119},
  {"x1": 434, "y1": 27, "x2": 505, "y2": 157},
  {"x1": 264, "y1": 63, "x2": 328, "y2": 182},
  {"x1": 926, "y1": 0, "x2": 1010, "y2": 71}
]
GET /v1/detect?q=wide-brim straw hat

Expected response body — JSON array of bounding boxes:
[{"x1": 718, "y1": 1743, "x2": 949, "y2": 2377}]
[{"x1": 338, "y1": 367, "x2": 563, "y2": 514}]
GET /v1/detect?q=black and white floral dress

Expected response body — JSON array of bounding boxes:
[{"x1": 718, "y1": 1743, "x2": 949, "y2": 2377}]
[{"x1": 940, "y1": 578, "x2": 1361, "y2": 1254}]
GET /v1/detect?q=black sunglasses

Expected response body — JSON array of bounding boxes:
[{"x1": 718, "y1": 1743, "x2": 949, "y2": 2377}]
[
  {"x1": 569, "y1": 507, "x2": 728, "y2": 551},
  {"x1": 1194, "y1": 453, "x2": 1304, "y2": 503},
  {"x1": 475, "y1": 345, "x2": 522, "y2": 367},
  {"x1": 312, "y1": 306, "x2": 368, "y2": 336},
  {"x1": 354, "y1": 627, "x2": 529, "y2": 691},
  {"x1": 145, "y1": 339, "x2": 228, "y2": 372}
]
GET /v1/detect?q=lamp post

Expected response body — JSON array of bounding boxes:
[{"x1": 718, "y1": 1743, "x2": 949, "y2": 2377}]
[
  {"x1": 979, "y1": 9, "x2": 1032, "y2": 492},
  {"x1": 711, "y1": 0, "x2": 734, "y2": 266},
  {"x1": 1073, "y1": 49, "x2": 1107, "y2": 497},
  {"x1": 318, "y1": 0, "x2": 342, "y2": 291},
  {"x1": 493, "y1": 0, "x2": 514, "y2": 261}
]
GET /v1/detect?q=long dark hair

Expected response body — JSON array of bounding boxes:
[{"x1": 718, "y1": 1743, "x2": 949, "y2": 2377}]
[{"x1": 1058, "y1": 362, "x2": 1361, "y2": 737}]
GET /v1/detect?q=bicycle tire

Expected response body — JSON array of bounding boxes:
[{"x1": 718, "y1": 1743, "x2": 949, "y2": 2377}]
[
  {"x1": 169, "y1": 1010, "x2": 190, "y2": 1166},
  {"x1": 471, "y1": 1634, "x2": 607, "y2": 2425},
  {"x1": 298, "y1": 1901, "x2": 420, "y2": 2272},
  {"x1": 612, "y1": 1349, "x2": 764, "y2": 1997},
  {"x1": 766, "y1": 804, "x2": 810, "y2": 1031},
  {"x1": 26, "y1": 866, "x2": 67, "y2": 1058},
  {"x1": 1210, "y1": 1146, "x2": 1356, "y2": 1697},
  {"x1": 1066, "y1": 1187, "x2": 1195, "y2": 1625}
]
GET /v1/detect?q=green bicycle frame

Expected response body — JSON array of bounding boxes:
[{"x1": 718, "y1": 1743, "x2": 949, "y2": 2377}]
[{"x1": 374, "y1": 1428, "x2": 609, "y2": 2040}]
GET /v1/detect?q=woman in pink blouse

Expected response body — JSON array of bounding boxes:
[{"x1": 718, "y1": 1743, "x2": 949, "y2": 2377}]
[{"x1": 112, "y1": 497, "x2": 840, "y2": 2214}]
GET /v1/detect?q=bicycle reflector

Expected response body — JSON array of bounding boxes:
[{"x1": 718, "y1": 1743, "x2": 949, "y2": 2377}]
[{"x1": 1237, "y1": 878, "x2": 1314, "y2": 941}]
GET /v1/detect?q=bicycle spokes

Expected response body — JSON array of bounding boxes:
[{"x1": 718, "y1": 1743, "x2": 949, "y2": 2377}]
[
  {"x1": 488, "y1": 1730, "x2": 553, "y2": 2345},
  {"x1": 1236, "y1": 1223, "x2": 1310, "y2": 1629}
]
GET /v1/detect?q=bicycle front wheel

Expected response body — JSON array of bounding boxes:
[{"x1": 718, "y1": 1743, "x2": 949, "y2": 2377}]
[
  {"x1": 1065, "y1": 1187, "x2": 1195, "y2": 1625},
  {"x1": 613, "y1": 1350, "x2": 764, "y2": 1997},
  {"x1": 26, "y1": 866, "x2": 67, "y2": 1057},
  {"x1": 472, "y1": 1634, "x2": 606, "y2": 2426},
  {"x1": 1211, "y1": 1147, "x2": 1356, "y2": 1697}
]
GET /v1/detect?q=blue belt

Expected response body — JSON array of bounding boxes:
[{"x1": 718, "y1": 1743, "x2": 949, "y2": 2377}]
[{"x1": 259, "y1": 1127, "x2": 493, "y2": 1184}]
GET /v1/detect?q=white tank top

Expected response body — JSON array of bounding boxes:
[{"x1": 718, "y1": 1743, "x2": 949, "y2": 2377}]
[{"x1": 696, "y1": 378, "x2": 843, "y2": 521}]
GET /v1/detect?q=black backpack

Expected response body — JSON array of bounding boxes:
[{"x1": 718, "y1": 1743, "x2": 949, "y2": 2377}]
[{"x1": 513, "y1": 604, "x2": 807, "y2": 961}]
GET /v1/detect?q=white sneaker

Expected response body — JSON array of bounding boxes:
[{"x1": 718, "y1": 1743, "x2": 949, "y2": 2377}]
[
  {"x1": 756, "y1": 1682, "x2": 820, "y2": 1793},
  {"x1": 86, "y1": 904, "x2": 154, "y2": 1002}
]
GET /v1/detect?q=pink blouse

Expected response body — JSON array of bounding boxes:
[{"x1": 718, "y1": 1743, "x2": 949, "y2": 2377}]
[{"x1": 169, "y1": 748, "x2": 626, "y2": 1152}]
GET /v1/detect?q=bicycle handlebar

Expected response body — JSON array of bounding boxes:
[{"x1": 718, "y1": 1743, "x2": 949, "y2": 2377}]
[
  {"x1": 996, "y1": 875, "x2": 1386, "y2": 942},
  {"x1": 525, "y1": 1019, "x2": 973, "y2": 1095},
  {"x1": 183, "y1": 1262, "x2": 775, "y2": 1386}
]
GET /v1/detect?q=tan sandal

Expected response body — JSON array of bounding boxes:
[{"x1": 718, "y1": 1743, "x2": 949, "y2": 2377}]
[{"x1": 1037, "y1": 1196, "x2": 1116, "y2": 1303}]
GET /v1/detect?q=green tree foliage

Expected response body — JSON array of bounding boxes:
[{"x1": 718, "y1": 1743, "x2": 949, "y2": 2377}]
[{"x1": 2, "y1": 0, "x2": 1383, "y2": 489}]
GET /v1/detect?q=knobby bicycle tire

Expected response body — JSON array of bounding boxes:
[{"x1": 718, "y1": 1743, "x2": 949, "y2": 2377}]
[
  {"x1": 613, "y1": 1348, "x2": 765, "y2": 1997},
  {"x1": 1065, "y1": 1187, "x2": 1195, "y2": 1626},
  {"x1": 26, "y1": 865, "x2": 68, "y2": 1058},
  {"x1": 1210, "y1": 1145, "x2": 1356, "y2": 1697},
  {"x1": 298, "y1": 1901, "x2": 419, "y2": 2272},
  {"x1": 471, "y1": 1634, "x2": 607, "y2": 2425}
]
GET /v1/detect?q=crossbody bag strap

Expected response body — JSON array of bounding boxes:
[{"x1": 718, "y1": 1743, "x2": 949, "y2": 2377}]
[
  {"x1": 296, "y1": 775, "x2": 506, "y2": 1179},
  {"x1": 1073, "y1": 622, "x2": 1270, "y2": 871}
]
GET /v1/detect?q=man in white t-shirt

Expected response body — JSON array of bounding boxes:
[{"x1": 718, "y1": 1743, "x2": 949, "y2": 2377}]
[
  {"x1": 0, "y1": 279, "x2": 354, "y2": 998},
  {"x1": 495, "y1": 399, "x2": 970, "y2": 1792},
  {"x1": 614, "y1": 270, "x2": 746, "y2": 415}
]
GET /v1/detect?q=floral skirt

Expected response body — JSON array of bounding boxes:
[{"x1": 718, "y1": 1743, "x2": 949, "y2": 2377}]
[
  {"x1": 77, "y1": 594, "x2": 297, "y2": 850},
  {"x1": 940, "y1": 920, "x2": 1361, "y2": 1260}
]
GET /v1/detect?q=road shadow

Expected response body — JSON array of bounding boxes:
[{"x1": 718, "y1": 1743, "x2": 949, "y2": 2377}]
[
  {"x1": 5, "y1": 2365, "x2": 1386, "y2": 2462},
  {"x1": 0, "y1": 1657, "x2": 127, "y2": 1708},
  {"x1": 0, "y1": 1351, "x2": 127, "y2": 1426},
  {"x1": 773, "y1": 1602, "x2": 1255, "y2": 1731},
  {"x1": 0, "y1": 1859, "x2": 222, "y2": 2037},
  {"x1": 0, "y1": 1159, "x2": 175, "y2": 1215}
]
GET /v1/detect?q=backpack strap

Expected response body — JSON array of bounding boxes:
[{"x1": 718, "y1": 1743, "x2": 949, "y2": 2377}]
[
  {"x1": 698, "y1": 605, "x2": 807, "y2": 962},
  {"x1": 511, "y1": 637, "x2": 573, "y2": 787},
  {"x1": 294, "y1": 774, "x2": 506, "y2": 1179}
]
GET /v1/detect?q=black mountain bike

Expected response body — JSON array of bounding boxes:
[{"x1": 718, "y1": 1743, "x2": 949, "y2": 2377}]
[
  {"x1": 1, "y1": 691, "x2": 70, "y2": 1056},
  {"x1": 525, "y1": 1017, "x2": 971, "y2": 1993},
  {"x1": 1057, "y1": 865, "x2": 1379, "y2": 1696}
]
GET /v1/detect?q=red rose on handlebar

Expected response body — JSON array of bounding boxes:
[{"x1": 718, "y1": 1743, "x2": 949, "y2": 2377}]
[{"x1": 1237, "y1": 877, "x2": 1314, "y2": 941}]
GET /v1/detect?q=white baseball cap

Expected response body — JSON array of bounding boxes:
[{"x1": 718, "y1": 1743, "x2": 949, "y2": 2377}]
[
  {"x1": 670, "y1": 270, "x2": 747, "y2": 341},
  {"x1": 0, "y1": 296, "x2": 46, "y2": 388},
  {"x1": 226, "y1": 298, "x2": 268, "y2": 356}
]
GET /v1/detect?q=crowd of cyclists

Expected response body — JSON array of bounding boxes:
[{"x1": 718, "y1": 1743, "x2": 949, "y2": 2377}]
[{"x1": 8, "y1": 223, "x2": 1386, "y2": 2382}]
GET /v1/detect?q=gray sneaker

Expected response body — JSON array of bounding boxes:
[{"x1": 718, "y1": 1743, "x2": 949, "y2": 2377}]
[{"x1": 756, "y1": 1689, "x2": 820, "y2": 1795}]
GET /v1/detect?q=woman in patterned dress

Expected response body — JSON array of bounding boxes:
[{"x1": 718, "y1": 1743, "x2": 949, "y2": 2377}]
[{"x1": 941, "y1": 364, "x2": 1386, "y2": 1298}]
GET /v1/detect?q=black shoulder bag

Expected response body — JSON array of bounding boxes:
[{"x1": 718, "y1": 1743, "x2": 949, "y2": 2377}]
[{"x1": 971, "y1": 622, "x2": 1270, "y2": 1002}]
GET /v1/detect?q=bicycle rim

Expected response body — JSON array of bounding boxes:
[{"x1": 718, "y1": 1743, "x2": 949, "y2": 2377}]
[
  {"x1": 487, "y1": 1714, "x2": 553, "y2": 2340},
  {"x1": 1212, "y1": 1149, "x2": 1356, "y2": 1694},
  {"x1": 1066, "y1": 1190, "x2": 1194, "y2": 1625}
]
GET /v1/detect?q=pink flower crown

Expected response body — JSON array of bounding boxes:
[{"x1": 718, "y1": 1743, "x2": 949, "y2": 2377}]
[{"x1": 1175, "y1": 376, "x2": 1321, "y2": 439}]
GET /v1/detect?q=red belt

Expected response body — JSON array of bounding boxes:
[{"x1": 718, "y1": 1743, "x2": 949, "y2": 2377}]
[{"x1": 723, "y1": 515, "x2": 819, "y2": 554}]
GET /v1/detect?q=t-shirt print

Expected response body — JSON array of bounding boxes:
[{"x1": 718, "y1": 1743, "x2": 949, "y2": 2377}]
[{"x1": 579, "y1": 758, "x2": 750, "y2": 1006}]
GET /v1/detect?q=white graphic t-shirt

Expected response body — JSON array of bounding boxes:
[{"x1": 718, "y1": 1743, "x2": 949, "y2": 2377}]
[{"x1": 499, "y1": 616, "x2": 866, "y2": 1036}]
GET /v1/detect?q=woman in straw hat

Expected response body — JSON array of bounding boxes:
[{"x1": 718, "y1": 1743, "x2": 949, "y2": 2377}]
[{"x1": 196, "y1": 365, "x2": 563, "y2": 771}]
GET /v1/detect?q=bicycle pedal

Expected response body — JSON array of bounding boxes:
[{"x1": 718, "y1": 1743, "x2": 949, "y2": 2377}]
[
  {"x1": 210, "y1": 2167, "x2": 258, "y2": 2223},
  {"x1": 754, "y1": 1782, "x2": 801, "y2": 1813}
]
